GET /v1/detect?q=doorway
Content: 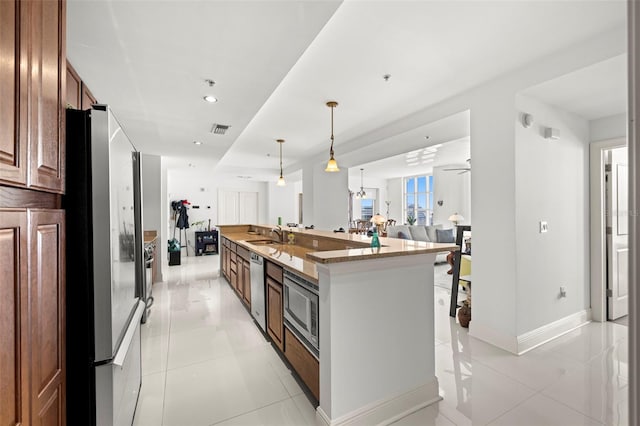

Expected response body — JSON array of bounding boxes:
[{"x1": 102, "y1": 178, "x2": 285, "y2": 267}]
[{"x1": 590, "y1": 138, "x2": 628, "y2": 323}]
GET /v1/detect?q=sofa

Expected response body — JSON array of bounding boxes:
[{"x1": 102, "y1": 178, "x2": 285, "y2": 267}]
[{"x1": 386, "y1": 224, "x2": 455, "y2": 263}]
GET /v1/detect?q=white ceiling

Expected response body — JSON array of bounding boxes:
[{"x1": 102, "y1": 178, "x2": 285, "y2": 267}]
[
  {"x1": 67, "y1": 0, "x2": 627, "y2": 182},
  {"x1": 520, "y1": 54, "x2": 627, "y2": 120}
]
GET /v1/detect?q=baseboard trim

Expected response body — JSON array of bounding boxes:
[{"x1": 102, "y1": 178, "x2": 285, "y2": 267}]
[
  {"x1": 469, "y1": 322, "x2": 518, "y2": 354},
  {"x1": 315, "y1": 379, "x2": 441, "y2": 426},
  {"x1": 516, "y1": 309, "x2": 591, "y2": 355}
]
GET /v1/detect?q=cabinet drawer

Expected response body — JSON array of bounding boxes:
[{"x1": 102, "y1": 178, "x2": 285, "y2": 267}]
[
  {"x1": 230, "y1": 242, "x2": 237, "y2": 252},
  {"x1": 266, "y1": 261, "x2": 283, "y2": 283},
  {"x1": 284, "y1": 328, "x2": 319, "y2": 401},
  {"x1": 236, "y1": 246, "x2": 250, "y2": 261}
]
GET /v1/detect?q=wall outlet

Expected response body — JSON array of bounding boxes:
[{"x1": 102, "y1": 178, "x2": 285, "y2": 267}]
[
  {"x1": 559, "y1": 286, "x2": 567, "y2": 297},
  {"x1": 312, "y1": 239, "x2": 319, "y2": 248},
  {"x1": 539, "y1": 221, "x2": 548, "y2": 233}
]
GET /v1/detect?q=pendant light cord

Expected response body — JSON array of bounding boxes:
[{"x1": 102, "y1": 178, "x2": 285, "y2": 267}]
[
  {"x1": 329, "y1": 104, "x2": 335, "y2": 157},
  {"x1": 279, "y1": 141, "x2": 283, "y2": 177}
]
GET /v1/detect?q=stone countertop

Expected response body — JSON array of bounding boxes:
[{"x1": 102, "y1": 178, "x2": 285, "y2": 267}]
[
  {"x1": 219, "y1": 227, "x2": 458, "y2": 282},
  {"x1": 306, "y1": 239, "x2": 458, "y2": 264},
  {"x1": 143, "y1": 230, "x2": 158, "y2": 244},
  {"x1": 222, "y1": 231, "x2": 320, "y2": 283}
]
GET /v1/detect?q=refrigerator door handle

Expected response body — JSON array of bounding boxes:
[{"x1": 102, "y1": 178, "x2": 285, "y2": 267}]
[{"x1": 113, "y1": 300, "x2": 145, "y2": 367}]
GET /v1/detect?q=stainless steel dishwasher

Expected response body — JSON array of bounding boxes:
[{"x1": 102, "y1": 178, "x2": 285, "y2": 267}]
[{"x1": 250, "y1": 252, "x2": 266, "y2": 331}]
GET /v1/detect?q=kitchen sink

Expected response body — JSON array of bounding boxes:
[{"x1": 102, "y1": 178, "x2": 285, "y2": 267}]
[{"x1": 247, "y1": 239, "x2": 278, "y2": 245}]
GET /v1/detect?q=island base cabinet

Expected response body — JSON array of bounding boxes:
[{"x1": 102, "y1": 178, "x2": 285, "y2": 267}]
[
  {"x1": 266, "y1": 277, "x2": 284, "y2": 352},
  {"x1": 284, "y1": 328, "x2": 319, "y2": 401}
]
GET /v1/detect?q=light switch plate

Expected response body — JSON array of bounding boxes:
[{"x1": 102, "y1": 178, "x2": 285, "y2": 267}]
[{"x1": 540, "y1": 221, "x2": 548, "y2": 233}]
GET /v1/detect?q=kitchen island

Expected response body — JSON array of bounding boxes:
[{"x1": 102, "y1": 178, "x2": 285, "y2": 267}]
[{"x1": 218, "y1": 224, "x2": 458, "y2": 425}]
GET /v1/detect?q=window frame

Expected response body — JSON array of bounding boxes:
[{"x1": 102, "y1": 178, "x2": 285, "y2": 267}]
[{"x1": 403, "y1": 175, "x2": 433, "y2": 225}]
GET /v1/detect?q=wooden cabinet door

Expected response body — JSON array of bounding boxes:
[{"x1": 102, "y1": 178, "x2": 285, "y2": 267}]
[
  {"x1": 220, "y1": 244, "x2": 227, "y2": 279},
  {"x1": 27, "y1": 0, "x2": 65, "y2": 193},
  {"x1": 242, "y1": 258, "x2": 251, "y2": 307},
  {"x1": 230, "y1": 269, "x2": 238, "y2": 293},
  {"x1": 80, "y1": 83, "x2": 96, "y2": 110},
  {"x1": 266, "y1": 277, "x2": 284, "y2": 351},
  {"x1": 0, "y1": 209, "x2": 29, "y2": 425},
  {"x1": 65, "y1": 63, "x2": 81, "y2": 109},
  {"x1": 29, "y1": 209, "x2": 65, "y2": 425},
  {"x1": 0, "y1": 0, "x2": 28, "y2": 187}
]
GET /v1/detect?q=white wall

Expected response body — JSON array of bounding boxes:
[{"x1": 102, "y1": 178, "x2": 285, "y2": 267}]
[
  {"x1": 303, "y1": 160, "x2": 349, "y2": 230},
  {"x1": 142, "y1": 154, "x2": 162, "y2": 233},
  {"x1": 167, "y1": 169, "x2": 268, "y2": 253},
  {"x1": 141, "y1": 154, "x2": 162, "y2": 280},
  {"x1": 267, "y1": 180, "x2": 298, "y2": 225},
  {"x1": 515, "y1": 95, "x2": 590, "y2": 335},
  {"x1": 432, "y1": 165, "x2": 471, "y2": 226},
  {"x1": 160, "y1": 158, "x2": 169, "y2": 281},
  {"x1": 386, "y1": 178, "x2": 404, "y2": 224},
  {"x1": 589, "y1": 113, "x2": 627, "y2": 142}
]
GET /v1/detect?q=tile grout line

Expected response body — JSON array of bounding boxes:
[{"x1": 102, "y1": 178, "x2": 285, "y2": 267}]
[
  {"x1": 206, "y1": 394, "x2": 297, "y2": 426},
  {"x1": 160, "y1": 280, "x2": 174, "y2": 426}
]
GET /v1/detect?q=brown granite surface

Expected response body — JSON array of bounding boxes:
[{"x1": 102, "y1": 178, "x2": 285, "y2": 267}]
[
  {"x1": 144, "y1": 230, "x2": 158, "y2": 244},
  {"x1": 218, "y1": 225, "x2": 459, "y2": 281}
]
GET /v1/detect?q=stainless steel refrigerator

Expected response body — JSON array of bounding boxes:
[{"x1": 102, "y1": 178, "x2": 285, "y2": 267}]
[{"x1": 65, "y1": 105, "x2": 146, "y2": 426}]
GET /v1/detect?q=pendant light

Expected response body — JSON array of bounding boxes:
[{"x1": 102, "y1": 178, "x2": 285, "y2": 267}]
[
  {"x1": 356, "y1": 168, "x2": 366, "y2": 199},
  {"x1": 325, "y1": 101, "x2": 340, "y2": 172},
  {"x1": 276, "y1": 139, "x2": 286, "y2": 186}
]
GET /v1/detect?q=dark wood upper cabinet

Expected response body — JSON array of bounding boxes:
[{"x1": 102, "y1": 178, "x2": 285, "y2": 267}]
[
  {"x1": 28, "y1": 0, "x2": 66, "y2": 194},
  {"x1": 81, "y1": 83, "x2": 97, "y2": 110},
  {"x1": 0, "y1": 0, "x2": 66, "y2": 194},
  {"x1": 66, "y1": 63, "x2": 81, "y2": 109},
  {"x1": 67, "y1": 61, "x2": 97, "y2": 111},
  {"x1": 0, "y1": 0, "x2": 28, "y2": 187}
]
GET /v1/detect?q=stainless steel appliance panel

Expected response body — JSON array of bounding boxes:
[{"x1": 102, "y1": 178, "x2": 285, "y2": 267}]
[
  {"x1": 91, "y1": 108, "x2": 140, "y2": 361},
  {"x1": 95, "y1": 300, "x2": 144, "y2": 426},
  {"x1": 283, "y1": 270, "x2": 319, "y2": 357},
  {"x1": 250, "y1": 252, "x2": 265, "y2": 331}
]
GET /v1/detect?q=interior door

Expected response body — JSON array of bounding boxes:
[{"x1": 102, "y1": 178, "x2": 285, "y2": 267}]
[
  {"x1": 238, "y1": 192, "x2": 258, "y2": 224},
  {"x1": 606, "y1": 147, "x2": 629, "y2": 320},
  {"x1": 218, "y1": 190, "x2": 238, "y2": 225}
]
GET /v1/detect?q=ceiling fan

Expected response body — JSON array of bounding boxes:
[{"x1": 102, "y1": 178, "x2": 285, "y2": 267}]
[{"x1": 443, "y1": 159, "x2": 471, "y2": 174}]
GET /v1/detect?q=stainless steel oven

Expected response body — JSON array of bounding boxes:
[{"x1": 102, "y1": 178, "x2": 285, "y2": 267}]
[{"x1": 283, "y1": 270, "x2": 319, "y2": 358}]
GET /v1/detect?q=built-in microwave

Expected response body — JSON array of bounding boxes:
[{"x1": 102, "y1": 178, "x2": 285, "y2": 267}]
[{"x1": 283, "y1": 270, "x2": 319, "y2": 358}]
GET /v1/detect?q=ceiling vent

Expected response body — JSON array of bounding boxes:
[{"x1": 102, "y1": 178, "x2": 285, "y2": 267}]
[{"x1": 211, "y1": 123, "x2": 230, "y2": 135}]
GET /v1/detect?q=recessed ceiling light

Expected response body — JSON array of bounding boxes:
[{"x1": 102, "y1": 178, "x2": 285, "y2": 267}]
[
  {"x1": 203, "y1": 95, "x2": 217, "y2": 103},
  {"x1": 193, "y1": 141, "x2": 202, "y2": 145},
  {"x1": 424, "y1": 136, "x2": 430, "y2": 140}
]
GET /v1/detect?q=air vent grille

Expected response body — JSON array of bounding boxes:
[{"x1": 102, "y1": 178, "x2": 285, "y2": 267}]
[{"x1": 211, "y1": 123, "x2": 230, "y2": 135}]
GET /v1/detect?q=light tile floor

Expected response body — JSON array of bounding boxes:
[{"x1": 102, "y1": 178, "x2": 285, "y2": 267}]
[{"x1": 133, "y1": 256, "x2": 629, "y2": 426}]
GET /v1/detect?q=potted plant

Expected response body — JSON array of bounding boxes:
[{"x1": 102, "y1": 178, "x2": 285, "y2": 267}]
[
  {"x1": 406, "y1": 214, "x2": 416, "y2": 225},
  {"x1": 191, "y1": 220, "x2": 207, "y2": 231}
]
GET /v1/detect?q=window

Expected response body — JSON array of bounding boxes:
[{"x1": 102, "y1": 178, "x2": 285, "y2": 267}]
[
  {"x1": 361, "y1": 199, "x2": 374, "y2": 221},
  {"x1": 404, "y1": 175, "x2": 433, "y2": 225}
]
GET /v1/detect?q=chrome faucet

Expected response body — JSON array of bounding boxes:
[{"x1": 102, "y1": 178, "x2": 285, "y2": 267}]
[{"x1": 271, "y1": 226, "x2": 284, "y2": 242}]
